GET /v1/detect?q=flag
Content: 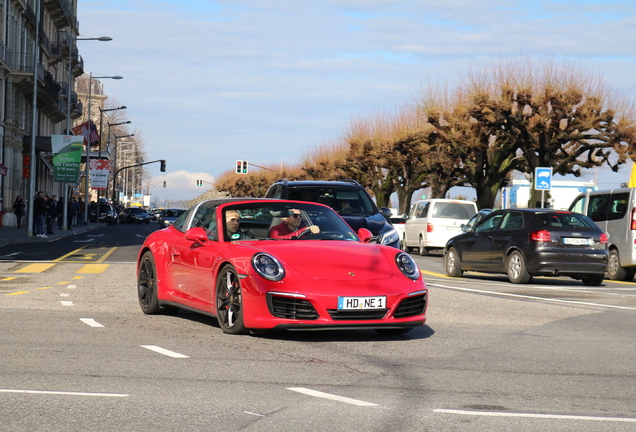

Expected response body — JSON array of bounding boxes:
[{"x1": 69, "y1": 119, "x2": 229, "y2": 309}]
[
  {"x1": 72, "y1": 120, "x2": 100, "y2": 146},
  {"x1": 629, "y1": 162, "x2": 636, "y2": 188}
]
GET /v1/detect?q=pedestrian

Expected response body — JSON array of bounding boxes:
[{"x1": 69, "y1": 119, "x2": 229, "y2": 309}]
[
  {"x1": 57, "y1": 196, "x2": 65, "y2": 230},
  {"x1": 47, "y1": 195, "x2": 58, "y2": 235},
  {"x1": 68, "y1": 197, "x2": 78, "y2": 228},
  {"x1": 13, "y1": 195, "x2": 25, "y2": 229},
  {"x1": 77, "y1": 197, "x2": 84, "y2": 226},
  {"x1": 33, "y1": 191, "x2": 47, "y2": 238}
]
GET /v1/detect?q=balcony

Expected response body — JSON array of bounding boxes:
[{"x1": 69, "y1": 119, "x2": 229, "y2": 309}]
[{"x1": 44, "y1": 0, "x2": 78, "y2": 30}]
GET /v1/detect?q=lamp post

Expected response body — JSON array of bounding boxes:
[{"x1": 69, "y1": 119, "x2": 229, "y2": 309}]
[
  {"x1": 83, "y1": 73, "x2": 123, "y2": 224},
  {"x1": 96, "y1": 108, "x2": 128, "y2": 202},
  {"x1": 111, "y1": 134, "x2": 134, "y2": 203},
  {"x1": 62, "y1": 35, "x2": 111, "y2": 230}
]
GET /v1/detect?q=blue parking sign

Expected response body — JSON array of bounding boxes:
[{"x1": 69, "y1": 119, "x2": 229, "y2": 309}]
[{"x1": 535, "y1": 167, "x2": 552, "y2": 190}]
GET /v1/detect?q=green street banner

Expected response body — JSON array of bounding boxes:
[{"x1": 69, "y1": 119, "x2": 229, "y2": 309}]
[{"x1": 51, "y1": 135, "x2": 83, "y2": 183}]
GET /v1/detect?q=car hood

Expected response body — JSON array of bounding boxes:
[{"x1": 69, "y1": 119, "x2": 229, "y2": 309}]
[
  {"x1": 252, "y1": 241, "x2": 394, "y2": 281},
  {"x1": 341, "y1": 213, "x2": 387, "y2": 235}
]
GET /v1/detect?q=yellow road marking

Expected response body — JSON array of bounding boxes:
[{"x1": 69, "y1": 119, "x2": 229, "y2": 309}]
[
  {"x1": 422, "y1": 269, "x2": 447, "y2": 278},
  {"x1": 77, "y1": 264, "x2": 109, "y2": 274},
  {"x1": 53, "y1": 246, "x2": 87, "y2": 262},
  {"x1": 72, "y1": 276, "x2": 82, "y2": 279},
  {"x1": 96, "y1": 247, "x2": 117, "y2": 263},
  {"x1": 15, "y1": 263, "x2": 55, "y2": 273},
  {"x1": 1, "y1": 277, "x2": 17, "y2": 281},
  {"x1": 6, "y1": 291, "x2": 29, "y2": 295},
  {"x1": 56, "y1": 281, "x2": 71, "y2": 285},
  {"x1": 36, "y1": 287, "x2": 53, "y2": 290}
]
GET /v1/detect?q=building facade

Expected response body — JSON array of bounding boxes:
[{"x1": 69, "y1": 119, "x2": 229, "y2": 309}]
[{"x1": 0, "y1": 0, "x2": 83, "y2": 213}]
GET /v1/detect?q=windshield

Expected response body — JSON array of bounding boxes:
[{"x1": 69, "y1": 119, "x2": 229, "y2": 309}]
[
  {"x1": 285, "y1": 186, "x2": 377, "y2": 215},
  {"x1": 186, "y1": 201, "x2": 361, "y2": 241}
]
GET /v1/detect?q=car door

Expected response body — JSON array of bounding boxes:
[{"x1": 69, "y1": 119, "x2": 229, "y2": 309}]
[
  {"x1": 167, "y1": 203, "x2": 218, "y2": 310},
  {"x1": 460, "y1": 212, "x2": 504, "y2": 270},
  {"x1": 489, "y1": 211, "x2": 524, "y2": 272},
  {"x1": 405, "y1": 201, "x2": 428, "y2": 248}
]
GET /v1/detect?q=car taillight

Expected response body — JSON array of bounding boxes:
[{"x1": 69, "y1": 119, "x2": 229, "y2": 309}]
[
  {"x1": 631, "y1": 208, "x2": 636, "y2": 230},
  {"x1": 600, "y1": 233, "x2": 608, "y2": 244},
  {"x1": 530, "y1": 230, "x2": 551, "y2": 242},
  {"x1": 427, "y1": 223, "x2": 433, "y2": 233}
]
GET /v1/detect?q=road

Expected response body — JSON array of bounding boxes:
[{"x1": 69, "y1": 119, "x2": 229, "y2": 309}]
[{"x1": 1, "y1": 224, "x2": 635, "y2": 431}]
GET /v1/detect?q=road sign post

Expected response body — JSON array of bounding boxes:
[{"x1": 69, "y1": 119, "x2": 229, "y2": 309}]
[{"x1": 534, "y1": 167, "x2": 553, "y2": 209}]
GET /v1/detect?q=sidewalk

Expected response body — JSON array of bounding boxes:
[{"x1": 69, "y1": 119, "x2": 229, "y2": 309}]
[{"x1": 0, "y1": 222, "x2": 102, "y2": 248}]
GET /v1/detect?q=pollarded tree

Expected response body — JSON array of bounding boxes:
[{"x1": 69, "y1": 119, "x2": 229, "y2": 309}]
[
  {"x1": 299, "y1": 141, "x2": 350, "y2": 181},
  {"x1": 463, "y1": 59, "x2": 636, "y2": 207}
]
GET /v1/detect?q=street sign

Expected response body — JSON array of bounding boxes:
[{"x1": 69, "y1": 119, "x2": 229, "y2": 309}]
[{"x1": 535, "y1": 167, "x2": 552, "y2": 190}]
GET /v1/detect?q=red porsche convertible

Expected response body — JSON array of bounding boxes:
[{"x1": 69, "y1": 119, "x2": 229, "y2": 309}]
[{"x1": 137, "y1": 198, "x2": 428, "y2": 335}]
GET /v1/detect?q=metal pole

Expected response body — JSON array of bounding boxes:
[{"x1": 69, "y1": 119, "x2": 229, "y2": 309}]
[
  {"x1": 83, "y1": 73, "x2": 93, "y2": 224},
  {"x1": 26, "y1": 0, "x2": 41, "y2": 238}
]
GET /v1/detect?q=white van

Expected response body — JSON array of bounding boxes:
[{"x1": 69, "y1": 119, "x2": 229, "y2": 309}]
[
  {"x1": 568, "y1": 188, "x2": 636, "y2": 281},
  {"x1": 403, "y1": 199, "x2": 478, "y2": 255}
]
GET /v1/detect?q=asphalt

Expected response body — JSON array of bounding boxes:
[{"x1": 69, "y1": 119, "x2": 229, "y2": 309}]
[{"x1": 0, "y1": 221, "x2": 103, "y2": 248}]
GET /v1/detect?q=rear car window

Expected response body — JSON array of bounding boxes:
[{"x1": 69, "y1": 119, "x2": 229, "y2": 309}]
[
  {"x1": 431, "y1": 202, "x2": 476, "y2": 219},
  {"x1": 536, "y1": 212, "x2": 596, "y2": 229}
]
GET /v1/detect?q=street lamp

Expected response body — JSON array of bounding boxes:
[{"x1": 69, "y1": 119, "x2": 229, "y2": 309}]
[
  {"x1": 111, "y1": 134, "x2": 135, "y2": 203},
  {"x1": 83, "y1": 73, "x2": 123, "y2": 224},
  {"x1": 61, "y1": 35, "x2": 112, "y2": 230},
  {"x1": 96, "y1": 107, "x2": 128, "y2": 202}
]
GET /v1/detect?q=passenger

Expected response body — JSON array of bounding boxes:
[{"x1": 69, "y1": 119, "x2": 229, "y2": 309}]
[
  {"x1": 269, "y1": 209, "x2": 320, "y2": 239},
  {"x1": 224, "y1": 210, "x2": 253, "y2": 240}
]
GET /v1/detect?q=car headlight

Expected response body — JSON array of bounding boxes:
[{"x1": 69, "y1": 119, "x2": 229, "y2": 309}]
[
  {"x1": 395, "y1": 252, "x2": 420, "y2": 280},
  {"x1": 252, "y1": 253, "x2": 285, "y2": 281},
  {"x1": 379, "y1": 228, "x2": 399, "y2": 245}
]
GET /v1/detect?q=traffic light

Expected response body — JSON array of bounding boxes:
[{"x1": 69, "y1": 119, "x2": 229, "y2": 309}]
[
  {"x1": 236, "y1": 160, "x2": 243, "y2": 174},
  {"x1": 196, "y1": 180, "x2": 203, "y2": 188},
  {"x1": 163, "y1": 181, "x2": 166, "y2": 188},
  {"x1": 242, "y1": 160, "x2": 248, "y2": 174},
  {"x1": 160, "y1": 160, "x2": 166, "y2": 172}
]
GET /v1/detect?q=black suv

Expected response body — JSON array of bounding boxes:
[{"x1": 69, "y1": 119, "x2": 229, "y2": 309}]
[{"x1": 264, "y1": 179, "x2": 400, "y2": 248}]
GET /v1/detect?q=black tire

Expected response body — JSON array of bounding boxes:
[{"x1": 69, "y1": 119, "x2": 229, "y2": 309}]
[
  {"x1": 581, "y1": 275, "x2": 604, "y2": 286},
  {"x1": 506, "y1": 251, "x2": 532, "y2": 284},
  {"x1": 216, "y1": 264, "x2": 246, "y2": 334},
  {"x1": 607, "y1": 249, "x2": 629, "y2": 281},
  {"x1": 445, "y1": 247, "x2": 463, "y2": 277},
  {"x1": 137, "y1": 251, "x2": 161, "y2": 314},
  {"x1": 418, "y1": 238, "x2": 429, "y2": 256},
  {"x1": 401, "y1": 235, "x2": 410, "y2": 252}
]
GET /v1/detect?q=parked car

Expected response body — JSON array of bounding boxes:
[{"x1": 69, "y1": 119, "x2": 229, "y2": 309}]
[
  {"x1": 569, "y1": 188, "x2": 636, "y2": 281},
  {"x1": 390, "y1": 215, "x2": 406, "y2": 245},
  {"x1": 443, "y1": 208, "x2": 609, "y2": 285},
  {"x1": 119, "y1": 207, "x2": 151, "y2": 224},
  {"x1": 157, "y1": 208, "x2": 186, "y2": 228},
  {"x1": 137, "y1": 198, "x2": 427, "y2": 334},
  {"x1": 264, "y1": 179, "x2": 400, "y2": 248},
  {"x1": 403, "y1": 199, "x2": 478, "y2": 255},
  {"x1": 89, "y1": 202, "x2": 118, "y2": 224}
]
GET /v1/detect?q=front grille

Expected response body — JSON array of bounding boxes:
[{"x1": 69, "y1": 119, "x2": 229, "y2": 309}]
[
  {"x1": 267, "y1": 294, "x2": 318, "y2": 320},
  {"x1": 327, "y1": 309, "x2": 388, "y2": 320},
  {"x1": 393, "y1": 294, "x2": 427, "y2": 318}
]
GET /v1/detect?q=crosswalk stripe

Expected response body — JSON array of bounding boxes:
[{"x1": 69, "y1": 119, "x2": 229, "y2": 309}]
[
  {"x1": 77, "y1": 264, "x2": 109, "y2": 274},
  {"x1": 15, "y1": 263, "x2": 55, "y2": 273}
]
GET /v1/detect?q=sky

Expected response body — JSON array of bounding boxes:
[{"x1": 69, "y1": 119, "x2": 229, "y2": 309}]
[{"x1": 78, "y1": 0, "x2": 636, "y2": 203}]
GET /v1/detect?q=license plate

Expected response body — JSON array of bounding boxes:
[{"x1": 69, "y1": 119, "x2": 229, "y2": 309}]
[
  {"x1": 563, "y1": 237, "x2": 592, "y2": 245},
  {"x1": 338, "y1": 296, "x2": 386, "y2": 310}
]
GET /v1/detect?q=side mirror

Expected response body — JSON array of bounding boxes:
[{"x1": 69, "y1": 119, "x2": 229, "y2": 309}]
[
  {"x1": 185, "y1": 227, "x2": 209, "y2": 246},
  {"x1": 379, "y1": 207, "x2": 392, "y2": 220},
  {"x1": 357, "y1": 228, "x2": 374, "y2": 242},
  {"x1": 461, "y1": 224, "x2": 471, "y2": 232}
]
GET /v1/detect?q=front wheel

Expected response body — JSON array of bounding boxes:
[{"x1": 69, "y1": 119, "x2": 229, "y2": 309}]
[
  {"x1": 401, "y1": 235, "x2": 411, "y2": 252},
  {"x1": 506, "y1": 251, "x2": 532, "y2": 284},
  {"x1": 216, "y1": 264, "x2": 246, "y2": 334},
  {"x1": 445, "y1": 247, "x2": 463, "y2": 277},
  {"x1": 418, "y1": 238, "x2": 429, "y2": 256}
]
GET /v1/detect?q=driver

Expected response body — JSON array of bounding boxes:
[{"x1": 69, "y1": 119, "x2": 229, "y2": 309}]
[{"x1": 269, "y1": 209, "x2": 320, "y2": 239}]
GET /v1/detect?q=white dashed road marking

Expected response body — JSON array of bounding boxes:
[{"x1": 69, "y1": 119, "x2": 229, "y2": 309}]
[
  {"x1": 0, "y1": 389, "x2": 128, "y2": 398},
  {"x1": 140, "y1": 345, "x2": 190, "y2": 358},
  {"x1": 434, "y1": 409, "x2": 636, "y2": 423},
  {"x1": 80, "y1": 318, "x2": 104, "y2": 328},
  {"x1": 287, "y1": 387, "x2": 379, "y2": 407},
  {"x1": 60, "y1": 301, "x2": 74, "y2": 307}
]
